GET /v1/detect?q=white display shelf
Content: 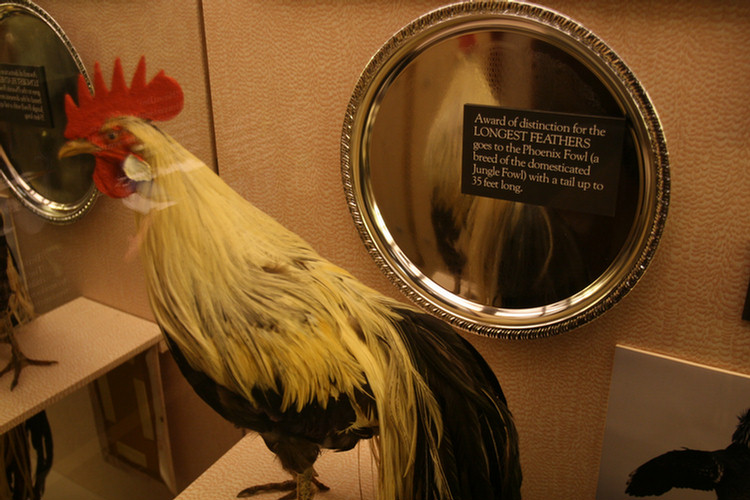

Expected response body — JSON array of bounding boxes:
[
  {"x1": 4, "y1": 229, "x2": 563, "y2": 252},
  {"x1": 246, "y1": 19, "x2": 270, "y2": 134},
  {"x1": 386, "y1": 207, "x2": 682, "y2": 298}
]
[
  {"x1": 0, "y1": 297, "x2": 162, "y2": 434},
  {"x1": 176, "y1": 434, "x2": 377, "y2": 500}
]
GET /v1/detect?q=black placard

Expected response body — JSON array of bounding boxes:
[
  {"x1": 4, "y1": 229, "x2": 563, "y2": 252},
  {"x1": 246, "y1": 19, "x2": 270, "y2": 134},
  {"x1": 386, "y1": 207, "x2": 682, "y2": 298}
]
[
  {"x1": 462, "y1": 104, "x2": 626, "y2": 217},
  {"x1": 0, "y1": 63, "x2": 54, "y2": 128}
]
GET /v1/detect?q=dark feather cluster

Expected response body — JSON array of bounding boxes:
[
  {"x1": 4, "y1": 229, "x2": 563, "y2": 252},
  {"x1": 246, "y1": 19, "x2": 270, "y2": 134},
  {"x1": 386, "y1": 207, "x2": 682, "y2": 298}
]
[
  {"x1": 626, "y1": 407, "x2": 750, "y2": 500},
  {"x1": 164, "y1": 305, "x2": 522, "y2": 500},
  {"x1": 394, "y1": 308, "x2": 522, "y2": 500}
]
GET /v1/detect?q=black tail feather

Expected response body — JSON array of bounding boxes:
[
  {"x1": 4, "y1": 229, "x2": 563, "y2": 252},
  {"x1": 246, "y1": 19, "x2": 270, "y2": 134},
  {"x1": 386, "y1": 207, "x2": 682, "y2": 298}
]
[{"x1": 395, "y1": 308, "x2": 522, "y2": 500}]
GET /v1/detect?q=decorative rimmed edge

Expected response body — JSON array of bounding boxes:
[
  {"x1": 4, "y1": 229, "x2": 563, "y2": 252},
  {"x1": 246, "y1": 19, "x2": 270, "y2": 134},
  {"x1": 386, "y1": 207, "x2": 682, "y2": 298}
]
[
  {"x1": 0, "y1": 0, "x2": 97, "y2": 224},
  {"x1": 341, "y1": 1, "x2": 669, "y2": 339}
]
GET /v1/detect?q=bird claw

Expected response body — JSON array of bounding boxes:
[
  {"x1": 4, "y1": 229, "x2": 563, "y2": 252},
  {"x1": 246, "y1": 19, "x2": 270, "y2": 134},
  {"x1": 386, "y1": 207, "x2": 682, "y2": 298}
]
[
  {"x1": 236, "y1": 474, "x2": 329, "y2": 500},
  {"x1": 0, "y1": 350, "x2": 57, "y2": 390},
  {"x1": 237, "y1": 479, "x2": 296, "y2": 498}
]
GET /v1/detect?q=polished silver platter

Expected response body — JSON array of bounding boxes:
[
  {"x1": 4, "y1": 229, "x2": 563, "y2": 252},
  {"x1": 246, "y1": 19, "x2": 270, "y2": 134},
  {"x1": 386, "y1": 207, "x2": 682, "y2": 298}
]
[
  {"x1": 341, "y1": 1, "x2": 669, "y2": 338},
  {"x1": 0, "y1": 0, "x2": 95, "y2": 223}
]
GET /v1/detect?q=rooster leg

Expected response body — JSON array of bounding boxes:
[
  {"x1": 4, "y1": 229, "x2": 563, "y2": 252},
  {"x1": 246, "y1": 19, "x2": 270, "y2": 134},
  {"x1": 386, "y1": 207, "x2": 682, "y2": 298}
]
[
  {"x1": 236, "y1": 478, "x2": 296, "y2": 499},
  {"x1": 0, "y1": 332, "x2": 56, "y2": 390},
  {"x1": 296, "y1": 468, "x2": 313, "y2": 500},
  {"x1": 236, "y1": 469, "x2": 328, "y2": 499}
]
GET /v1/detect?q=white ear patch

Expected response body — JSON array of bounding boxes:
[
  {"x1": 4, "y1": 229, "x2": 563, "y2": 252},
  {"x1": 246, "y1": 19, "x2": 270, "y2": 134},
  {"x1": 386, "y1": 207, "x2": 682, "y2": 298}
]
[{"x1": 123, "y1": 154, "x2": 153, "y2": 182}]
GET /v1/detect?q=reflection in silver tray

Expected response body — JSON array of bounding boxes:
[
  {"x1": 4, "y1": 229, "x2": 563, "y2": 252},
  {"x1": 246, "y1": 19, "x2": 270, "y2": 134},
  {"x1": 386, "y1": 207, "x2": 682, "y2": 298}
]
[
  {"x1": 0, "y1": 1, "x2": 95, "y2": 223},
  {"x1": 341, "y1": 2, "x2": 669, "y2": 338}
]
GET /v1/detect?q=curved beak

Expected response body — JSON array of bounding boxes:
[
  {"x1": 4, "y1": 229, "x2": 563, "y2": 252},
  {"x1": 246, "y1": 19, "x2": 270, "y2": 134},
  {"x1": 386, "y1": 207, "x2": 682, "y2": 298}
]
[{"x1": 58, "y1": 139, "x2": 100, "y2": 159}]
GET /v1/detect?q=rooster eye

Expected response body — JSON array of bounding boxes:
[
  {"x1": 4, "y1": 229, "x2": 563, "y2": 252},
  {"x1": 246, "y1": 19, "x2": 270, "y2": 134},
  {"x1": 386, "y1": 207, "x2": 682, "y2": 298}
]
[{"x1": 106, "y1": 130, "x2": 119, "y2": 141}]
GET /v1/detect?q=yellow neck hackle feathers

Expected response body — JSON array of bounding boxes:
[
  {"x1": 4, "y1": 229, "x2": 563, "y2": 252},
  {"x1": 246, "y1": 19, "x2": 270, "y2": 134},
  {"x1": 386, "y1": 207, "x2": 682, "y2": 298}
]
[{"x1": 115, "y1": 118, "x2": 450, "y2": 500}]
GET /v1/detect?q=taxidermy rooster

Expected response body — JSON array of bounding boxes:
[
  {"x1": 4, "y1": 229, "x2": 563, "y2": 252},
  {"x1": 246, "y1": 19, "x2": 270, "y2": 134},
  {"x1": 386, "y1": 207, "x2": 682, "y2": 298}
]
[
  {"x1": 58, "y1": 57, "x2": 522, "y2": 500},
  {"x1": 626, "y1": 408, "x2": 750, "y2": 499},
  {"x1": 424, "y1": 35, "x2": 586, "y2": 308}
]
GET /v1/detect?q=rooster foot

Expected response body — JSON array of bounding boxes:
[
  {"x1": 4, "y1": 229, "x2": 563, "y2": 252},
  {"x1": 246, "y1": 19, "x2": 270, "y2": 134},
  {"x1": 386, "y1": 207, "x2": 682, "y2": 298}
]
[
  {"x1": 0, "y1": 347, "x2": 57, "y2": 390},
  {"x1": 237, "y1": 468, "x2": 329, "y2": 500}
]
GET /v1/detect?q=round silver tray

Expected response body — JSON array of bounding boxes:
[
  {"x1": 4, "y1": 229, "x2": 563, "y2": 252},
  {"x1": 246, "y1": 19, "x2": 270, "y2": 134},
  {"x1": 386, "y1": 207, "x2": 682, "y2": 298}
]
[
  {"x1": 0, "y1": 0, "x2": 95, "y2": 223},
  {"x1": 341, "y1": 2, "x2": 669, "y2": 338}
]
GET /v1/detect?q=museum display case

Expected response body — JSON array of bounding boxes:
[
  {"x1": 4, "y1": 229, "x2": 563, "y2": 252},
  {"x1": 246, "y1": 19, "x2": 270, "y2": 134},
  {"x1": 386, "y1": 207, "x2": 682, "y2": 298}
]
[{"x1": 1, "y1": 1, "x2": 748, "y2": 499}]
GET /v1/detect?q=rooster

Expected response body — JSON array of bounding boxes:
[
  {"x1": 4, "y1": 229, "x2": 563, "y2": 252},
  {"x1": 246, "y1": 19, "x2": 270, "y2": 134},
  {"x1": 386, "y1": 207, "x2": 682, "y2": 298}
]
[
  {"x1": 58, "y1": 57, "x2": 522, "y2": 500},
  {"x1": 424, "y1": 34, "x2": 587, "y2": 308}
]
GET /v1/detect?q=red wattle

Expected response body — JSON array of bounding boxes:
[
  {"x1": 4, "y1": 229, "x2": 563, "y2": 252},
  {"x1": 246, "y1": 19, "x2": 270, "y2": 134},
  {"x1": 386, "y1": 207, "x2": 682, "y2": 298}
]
[{"x1": 93, "y1": 158, "x2": 134, "y2": 198}]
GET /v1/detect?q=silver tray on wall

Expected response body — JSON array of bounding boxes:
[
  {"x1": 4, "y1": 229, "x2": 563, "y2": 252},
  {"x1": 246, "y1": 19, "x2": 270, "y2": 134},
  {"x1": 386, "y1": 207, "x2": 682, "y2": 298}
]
[
  {"x1": 341, "y1": 2, "x2": 669, "y2": 339},
  {"x1": 0, "y1": 0, "x2": 95, "y2": 223}
]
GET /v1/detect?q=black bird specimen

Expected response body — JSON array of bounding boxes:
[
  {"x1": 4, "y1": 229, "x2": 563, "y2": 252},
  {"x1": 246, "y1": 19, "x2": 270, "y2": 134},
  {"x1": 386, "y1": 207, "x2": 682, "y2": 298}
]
[
  {"x1": 626, "y1": 408, "x2": 750, "y2": 499},
  {"x1": 1, "y1": 411, "x2": 54, "y2": 500}
]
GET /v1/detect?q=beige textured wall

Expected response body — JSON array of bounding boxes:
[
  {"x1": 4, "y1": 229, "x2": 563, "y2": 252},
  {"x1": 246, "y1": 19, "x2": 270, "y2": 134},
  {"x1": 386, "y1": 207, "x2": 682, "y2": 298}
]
[{"x1": 10, "y1": 0, "x2": 750, "y2": 498}]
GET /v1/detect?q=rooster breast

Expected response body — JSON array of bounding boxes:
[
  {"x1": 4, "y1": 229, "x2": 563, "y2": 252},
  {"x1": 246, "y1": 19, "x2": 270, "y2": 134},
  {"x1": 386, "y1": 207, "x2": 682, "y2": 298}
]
[{"x1": 162, "y1": 331, "x2": 377, "y2": 475}]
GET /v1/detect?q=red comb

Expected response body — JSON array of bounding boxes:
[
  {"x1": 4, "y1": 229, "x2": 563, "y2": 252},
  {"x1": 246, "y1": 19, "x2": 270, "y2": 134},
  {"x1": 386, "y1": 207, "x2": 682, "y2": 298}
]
[{"x1": 64, "y1": 56, "x2": 184, "y2": 139}]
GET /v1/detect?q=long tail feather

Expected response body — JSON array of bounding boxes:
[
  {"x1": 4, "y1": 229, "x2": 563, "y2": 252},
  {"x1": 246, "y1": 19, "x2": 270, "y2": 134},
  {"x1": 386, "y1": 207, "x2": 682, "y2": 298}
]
[{"x1": 394, "y1": 308, "x2": 522, "y2": 499}]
